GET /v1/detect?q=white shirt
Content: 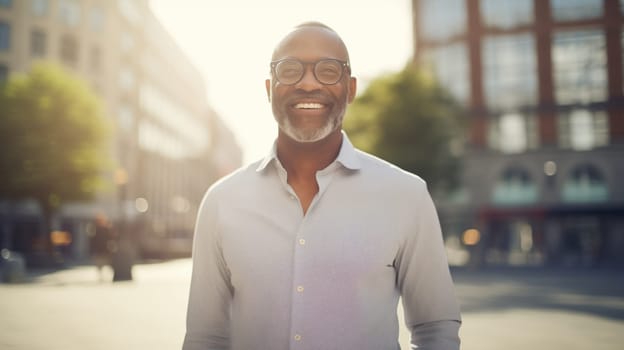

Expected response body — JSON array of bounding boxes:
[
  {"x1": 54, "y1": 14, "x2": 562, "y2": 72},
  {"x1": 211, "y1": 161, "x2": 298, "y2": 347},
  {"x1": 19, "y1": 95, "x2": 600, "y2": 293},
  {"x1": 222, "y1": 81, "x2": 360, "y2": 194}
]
[{"x1": 183, "y1": 133, "x2": 461, "y2": 350}]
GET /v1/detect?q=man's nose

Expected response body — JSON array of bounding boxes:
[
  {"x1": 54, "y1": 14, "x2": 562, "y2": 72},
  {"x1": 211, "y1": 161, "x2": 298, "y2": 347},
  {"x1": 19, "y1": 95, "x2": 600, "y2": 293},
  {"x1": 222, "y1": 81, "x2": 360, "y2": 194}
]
[{"x1": 295, "y1": 66, "x2": 322, "y2": 91}]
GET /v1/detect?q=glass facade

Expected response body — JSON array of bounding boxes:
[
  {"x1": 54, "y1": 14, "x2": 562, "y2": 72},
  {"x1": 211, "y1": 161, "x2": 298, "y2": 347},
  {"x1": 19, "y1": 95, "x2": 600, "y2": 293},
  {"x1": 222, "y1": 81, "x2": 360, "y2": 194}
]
[
  {"x1": 420, "y1": 0, "x2": 466, "y2": 41},
  {"x1": 552, "y1": 30, "x2": 606, "y2": 105},
  {"x1": 480, "y1": 0, "x2": 533, "y2": 29},
  {"x1": 482, "y1": 34, "x2": 537, "y2": 110},
  {"x1": 558, "y1": 109, "x2": 609, "y2": 150},
  {"x1": 423, "y1": 42, "x2": 470, "y2": 103},
  {"x1": 551, "y1": 0, "x2": 603, "y2": 22}
]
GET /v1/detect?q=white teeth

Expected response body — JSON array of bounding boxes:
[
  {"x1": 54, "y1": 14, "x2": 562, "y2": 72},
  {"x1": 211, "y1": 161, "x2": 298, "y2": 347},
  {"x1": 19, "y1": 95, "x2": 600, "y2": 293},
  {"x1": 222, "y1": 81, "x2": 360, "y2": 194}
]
[{"x1": 295, "y1": 103, "x2": 323, "y2": 109}]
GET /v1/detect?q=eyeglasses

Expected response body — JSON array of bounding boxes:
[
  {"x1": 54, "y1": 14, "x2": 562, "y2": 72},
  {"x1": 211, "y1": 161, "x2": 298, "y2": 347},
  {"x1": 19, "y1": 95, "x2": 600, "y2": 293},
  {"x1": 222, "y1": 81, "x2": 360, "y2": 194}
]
[{"x1": 270, "y1": 58, "x2": 350, "y2": 85}]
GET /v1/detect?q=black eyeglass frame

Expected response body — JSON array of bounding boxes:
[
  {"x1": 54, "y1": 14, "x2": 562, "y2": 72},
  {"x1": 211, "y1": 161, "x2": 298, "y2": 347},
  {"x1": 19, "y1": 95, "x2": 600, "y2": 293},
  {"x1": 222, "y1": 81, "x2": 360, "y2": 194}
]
[{"x1": 270, "y1": 58, "x2": 351, "y2": 86}]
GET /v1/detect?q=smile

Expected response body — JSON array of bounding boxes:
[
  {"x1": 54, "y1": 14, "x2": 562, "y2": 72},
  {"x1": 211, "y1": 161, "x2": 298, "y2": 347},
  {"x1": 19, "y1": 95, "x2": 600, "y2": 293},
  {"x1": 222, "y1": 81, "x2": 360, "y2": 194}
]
[{"x1": 294, "y1": 102, "x2": 324, "y2": 109}]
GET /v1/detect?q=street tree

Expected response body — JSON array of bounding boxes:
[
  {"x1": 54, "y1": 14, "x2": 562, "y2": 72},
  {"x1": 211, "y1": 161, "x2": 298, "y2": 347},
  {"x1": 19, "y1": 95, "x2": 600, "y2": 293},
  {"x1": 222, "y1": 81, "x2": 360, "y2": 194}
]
[
  {"x1": 344, "y1": 64, "x2": 465, "y2": 193},
  {"x1": 0, "y1": 62, "x2": 114, "y2": 254}
]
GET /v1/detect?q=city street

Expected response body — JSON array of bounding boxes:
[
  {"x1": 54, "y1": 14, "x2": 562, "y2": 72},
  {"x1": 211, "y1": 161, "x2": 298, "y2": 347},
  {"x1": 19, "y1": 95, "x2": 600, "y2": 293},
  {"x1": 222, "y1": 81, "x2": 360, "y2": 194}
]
[{"x1": 1, "y1": 259, "x2": 623, "y2": 350}]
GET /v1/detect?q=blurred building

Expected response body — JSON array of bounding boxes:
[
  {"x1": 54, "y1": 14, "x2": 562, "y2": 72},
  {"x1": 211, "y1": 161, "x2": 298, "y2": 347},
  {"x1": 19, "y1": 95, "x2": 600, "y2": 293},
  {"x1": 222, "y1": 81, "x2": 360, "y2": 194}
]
[
  {"x1": 413, "y1": 0, "x2": 624, "y2": 267},
  {"x1": 0, "y1": 0, "x2": 241, "y2": 263}
]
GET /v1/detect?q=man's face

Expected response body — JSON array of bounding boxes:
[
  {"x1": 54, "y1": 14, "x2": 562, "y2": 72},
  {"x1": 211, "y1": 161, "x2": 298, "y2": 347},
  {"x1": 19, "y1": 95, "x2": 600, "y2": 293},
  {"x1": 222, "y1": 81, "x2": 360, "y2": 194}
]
[{"x1": 266, "y1": 27, "x2": 357, "y2": 143}]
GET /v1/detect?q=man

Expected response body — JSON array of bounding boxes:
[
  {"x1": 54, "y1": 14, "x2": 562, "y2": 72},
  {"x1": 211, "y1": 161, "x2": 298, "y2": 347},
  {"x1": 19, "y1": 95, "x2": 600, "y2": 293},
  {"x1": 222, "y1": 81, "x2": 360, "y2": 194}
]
[
  {"x1": 183, "y1": 22, "x2": 461, "y2": 350},
  {"x1": 90, "y1": 213, "x2": 113, "y2": 282}
]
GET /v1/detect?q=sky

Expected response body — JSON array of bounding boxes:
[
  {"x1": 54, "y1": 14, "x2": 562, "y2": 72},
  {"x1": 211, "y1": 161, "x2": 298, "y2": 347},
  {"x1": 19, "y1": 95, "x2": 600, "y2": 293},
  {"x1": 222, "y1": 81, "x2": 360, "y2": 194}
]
[{"x1": 149, "y1": 0, "x2": 413, "y2": 164}]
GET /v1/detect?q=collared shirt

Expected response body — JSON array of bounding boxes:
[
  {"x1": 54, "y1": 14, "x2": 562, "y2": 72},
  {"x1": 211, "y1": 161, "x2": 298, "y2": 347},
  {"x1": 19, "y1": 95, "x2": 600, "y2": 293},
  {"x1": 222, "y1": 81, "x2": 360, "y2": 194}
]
[{"x1": 183, "y1": 133, "x2": 461, "y2": 350}]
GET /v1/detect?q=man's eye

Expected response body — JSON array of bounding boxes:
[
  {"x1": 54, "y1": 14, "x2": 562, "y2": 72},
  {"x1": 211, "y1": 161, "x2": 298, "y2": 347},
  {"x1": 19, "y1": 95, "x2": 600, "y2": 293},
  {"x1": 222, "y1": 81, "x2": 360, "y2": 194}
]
[{"x1": 281, "y1": 69, "x2": 300, "y2": 77}]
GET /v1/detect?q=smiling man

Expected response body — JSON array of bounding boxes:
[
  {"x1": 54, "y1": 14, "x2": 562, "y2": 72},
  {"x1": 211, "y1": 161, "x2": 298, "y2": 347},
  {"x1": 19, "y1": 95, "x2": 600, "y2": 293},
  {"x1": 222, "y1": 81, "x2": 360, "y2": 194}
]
[{"x1": 183, "y1": 22, "x2": 461, "y2": 350}]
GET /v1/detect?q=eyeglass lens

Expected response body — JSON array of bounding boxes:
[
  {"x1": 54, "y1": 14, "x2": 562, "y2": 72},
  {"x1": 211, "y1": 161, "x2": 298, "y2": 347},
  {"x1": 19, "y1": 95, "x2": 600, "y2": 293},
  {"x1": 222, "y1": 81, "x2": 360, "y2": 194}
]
[{"x1": 275, "y1": 59, "x2": 344, "y2": 85}]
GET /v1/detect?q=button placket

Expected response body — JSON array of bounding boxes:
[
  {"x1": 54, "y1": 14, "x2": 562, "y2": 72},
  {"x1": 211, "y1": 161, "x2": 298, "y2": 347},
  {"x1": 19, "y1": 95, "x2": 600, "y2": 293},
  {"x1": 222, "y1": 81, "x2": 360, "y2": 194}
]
[{"x1": 290, "y1": 219, "x2": 308, "y2": 349}]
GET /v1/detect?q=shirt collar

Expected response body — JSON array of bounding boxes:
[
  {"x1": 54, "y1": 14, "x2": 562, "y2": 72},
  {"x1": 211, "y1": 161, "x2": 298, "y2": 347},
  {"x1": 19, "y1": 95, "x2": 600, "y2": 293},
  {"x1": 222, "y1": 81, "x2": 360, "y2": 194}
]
[{"x1": 255, "y1": 131, "x2": 362, "y2": 172}]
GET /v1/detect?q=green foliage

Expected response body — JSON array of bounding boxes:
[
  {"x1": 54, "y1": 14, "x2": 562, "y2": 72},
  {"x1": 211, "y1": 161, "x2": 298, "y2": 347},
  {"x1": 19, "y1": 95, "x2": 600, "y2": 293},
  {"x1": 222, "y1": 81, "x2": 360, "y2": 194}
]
[
  {"x1": 344, "y1": 64, "x2": 465, "y2": 192},
  {"x1": 0, "y1": 62, "x2": 114, "y2": 209}
]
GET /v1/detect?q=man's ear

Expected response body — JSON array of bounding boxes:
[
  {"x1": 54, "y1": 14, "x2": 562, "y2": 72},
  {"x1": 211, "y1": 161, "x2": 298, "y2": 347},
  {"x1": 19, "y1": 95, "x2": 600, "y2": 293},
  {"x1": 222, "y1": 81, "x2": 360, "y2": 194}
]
[
  {"x1": 347, "y1": 77, "x2": 357, "y2": 103},
  {"x1": 265, "y1": 79, "x2": 271, "y2": 102}
]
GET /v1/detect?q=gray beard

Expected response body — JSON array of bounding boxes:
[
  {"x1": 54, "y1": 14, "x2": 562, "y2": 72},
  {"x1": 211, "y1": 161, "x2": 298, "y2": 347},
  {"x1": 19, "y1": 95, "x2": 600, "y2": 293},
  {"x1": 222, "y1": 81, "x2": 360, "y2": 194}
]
[{"x1": 280, "y1": 115, "x2": 339, "y2": 143}]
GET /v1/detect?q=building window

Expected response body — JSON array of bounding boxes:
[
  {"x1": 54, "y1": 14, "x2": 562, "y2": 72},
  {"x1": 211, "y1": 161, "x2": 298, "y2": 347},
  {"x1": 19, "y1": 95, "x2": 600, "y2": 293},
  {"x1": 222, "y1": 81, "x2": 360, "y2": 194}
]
[
  {"x1": 118, "y1": 104, "x2": 134, "y2": 132},
  {"x1": 420, "y1": 0, "x2": 466, "y2": 41},
  {"x1": 120, "y1": 33, "x2": 134, "y2": 52},
  {"x1": 423, "y1": 42, "x2": 470, "y2": 104},
  {"x1": 118, "y1": 0, "x2": 142, "y2": 25},
  {"x1": 31, "y1": 29, "x2": 46, "y2": 57},
  {"x1": 60, "y1": 35, "x2": 78, "y2": 66},
  {"x1": 119, "y1": 67, "x2": 135, "y2": 91},
  {"x1": 89, "y1": 6, "x2": 105, "y2": 32},
  {"x1": 483, "y1": 34, "x2": 537, "y2": 110},
  {"x1": 488, "y1": 113, "x2": 538, "y2": 153},
  {"x1": 558, "y1": 109, "x2": 609, "y2": 150},
  {"x1": 58, "y1": 0, "x2": 80, "y2": 27},
  {"x1": 90, "y1": 46, "x2": 101, "y2": 72},
  {"x1": 0, "y1": 22, "x2": 9, "y2": 51},
  {"x1": 139, "y1": 120, "x2": 186, "y2": 159},
  {"x1": 31, "y1": 0, "x2": 48, "y2": 16},
  {"x1": 562, "y1": 164, "x2": 608, "y2": 203},
  {"x1": 0, "y1": 0, "x2": 12, "y2": 8},
  {"x1": 552, "y1": 30, "x2": 606, "y2": 105},
  {"x1": 551, "y1": 0, "x2": 603, "y2": 22},
  {"x1": 0, "y1": 64, "x2": 8, "y2": 82},
  {"x1": 140, "y1": 83, "x2": 208, "y2": 156},
  {"x1": 480, "y1": 0, "x2": 533, "y2": 29},
  {"x1": 493, "y1": 167, "x2": 538, "y2": 205}
]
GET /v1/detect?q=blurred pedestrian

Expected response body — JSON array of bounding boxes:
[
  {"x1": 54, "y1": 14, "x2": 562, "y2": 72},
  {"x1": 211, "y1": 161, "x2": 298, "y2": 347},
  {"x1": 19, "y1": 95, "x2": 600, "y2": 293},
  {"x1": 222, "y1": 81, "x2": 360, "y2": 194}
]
[
  {"x1": 183, "y1": 22, "x2": 461, "y2": 350},
  {"x1": 90, "y1": 214, "x2": 114, "y2": 282}
]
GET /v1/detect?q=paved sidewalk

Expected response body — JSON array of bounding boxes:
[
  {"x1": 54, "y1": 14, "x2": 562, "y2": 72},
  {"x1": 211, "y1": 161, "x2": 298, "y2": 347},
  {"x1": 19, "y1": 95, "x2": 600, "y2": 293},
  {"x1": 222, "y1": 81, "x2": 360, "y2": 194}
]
[
  {"x1": 452, "y1": 267, "x2": 624, "y2": 349},
  {"x1": 1, "y1": 260, "x2": 623, "y2": 349},
  {"x1": 0, "y1": 260, "x2": 191, "y2": 350}
]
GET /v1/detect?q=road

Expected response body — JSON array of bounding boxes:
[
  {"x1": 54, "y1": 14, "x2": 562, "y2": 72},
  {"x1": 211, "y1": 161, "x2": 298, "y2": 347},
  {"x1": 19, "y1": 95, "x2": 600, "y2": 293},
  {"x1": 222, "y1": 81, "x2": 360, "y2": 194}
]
[{"x1": 1, "y1": 259, "x2": 623, "y2": 349}]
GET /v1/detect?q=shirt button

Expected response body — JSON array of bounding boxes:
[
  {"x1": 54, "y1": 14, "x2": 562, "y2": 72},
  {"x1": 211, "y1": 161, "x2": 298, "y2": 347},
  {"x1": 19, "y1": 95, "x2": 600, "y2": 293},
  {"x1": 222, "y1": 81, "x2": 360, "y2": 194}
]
[
  {"x1": 296, "y1": 285, "x2": 304, "y2": 292},
  {"x1": 294, "y1": 334, "x2": 302, "y2": 341},
  {"x1": 299, "y1": 238, "x2": 306, "y2": 245}
]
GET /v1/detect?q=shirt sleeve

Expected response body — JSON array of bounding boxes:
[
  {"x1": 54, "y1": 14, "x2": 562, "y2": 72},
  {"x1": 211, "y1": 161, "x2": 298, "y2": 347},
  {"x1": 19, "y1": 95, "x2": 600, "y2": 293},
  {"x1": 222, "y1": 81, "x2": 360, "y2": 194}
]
[
  {"x1": 395, "y1": 182, "x2": 462, "y2": 350},
  {"x1": 182, "y1": 190, "x2": 233, "y2": 350}
]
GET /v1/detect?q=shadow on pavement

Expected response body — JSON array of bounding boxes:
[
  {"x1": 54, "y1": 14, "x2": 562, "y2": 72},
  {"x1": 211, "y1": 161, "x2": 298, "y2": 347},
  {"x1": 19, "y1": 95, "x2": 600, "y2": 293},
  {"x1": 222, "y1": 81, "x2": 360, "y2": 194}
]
[{"x1": 450, "y1": 267, "x2": 624, "y2": 321}]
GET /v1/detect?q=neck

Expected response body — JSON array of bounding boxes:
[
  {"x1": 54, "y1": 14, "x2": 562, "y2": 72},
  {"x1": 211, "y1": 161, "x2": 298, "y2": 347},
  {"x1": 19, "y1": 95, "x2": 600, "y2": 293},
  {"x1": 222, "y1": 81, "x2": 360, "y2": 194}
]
[{"x1": 276, "y1": 129, "x2": 343, "y2": 178}]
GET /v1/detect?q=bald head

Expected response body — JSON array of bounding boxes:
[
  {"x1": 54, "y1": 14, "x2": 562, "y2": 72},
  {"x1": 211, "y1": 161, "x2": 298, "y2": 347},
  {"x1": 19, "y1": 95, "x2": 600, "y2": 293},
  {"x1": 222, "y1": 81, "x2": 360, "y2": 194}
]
[{"x1": 271, "y1": 22, "x2": 350, "y2": 64}]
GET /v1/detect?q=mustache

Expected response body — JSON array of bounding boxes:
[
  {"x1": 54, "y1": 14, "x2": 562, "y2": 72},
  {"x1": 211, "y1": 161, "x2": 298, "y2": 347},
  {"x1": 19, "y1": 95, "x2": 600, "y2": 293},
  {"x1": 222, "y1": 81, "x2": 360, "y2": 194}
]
[{"x1": 286, "y1": 91, "x2": 332, "y2": 104}]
